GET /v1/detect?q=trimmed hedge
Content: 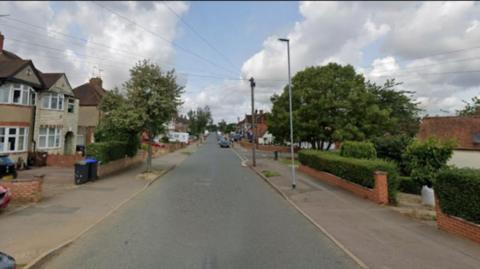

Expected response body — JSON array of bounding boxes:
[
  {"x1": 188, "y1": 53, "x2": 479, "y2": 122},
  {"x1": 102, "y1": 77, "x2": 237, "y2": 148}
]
[
  {"x1": 299, "y1": 150, "x2": 398, "y2": 202},
  {"x1": 436, "y1": 168, "x2": 480, "y2": 224},
  {"x1": 398, "y1": 176, "x2": 422, "y2": 195},
  {"x1": 86, "y1": 141, "x2": 128, "y2": 164},
  {"x1": 340, "y1": 141, "x2": 377, "y2": 160}
]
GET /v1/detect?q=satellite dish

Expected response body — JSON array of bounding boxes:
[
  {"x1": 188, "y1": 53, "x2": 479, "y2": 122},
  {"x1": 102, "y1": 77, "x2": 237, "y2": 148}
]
[{"x1": 473, "y1": 133, "x2": 480, "y2": 144}]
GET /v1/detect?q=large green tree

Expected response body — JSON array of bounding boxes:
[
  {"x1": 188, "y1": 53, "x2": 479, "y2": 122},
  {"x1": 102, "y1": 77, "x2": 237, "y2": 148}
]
[
  {"x1": 187, "y1": 106, "x2": 212, "y2": 141},
  {"x1": 456, "y1": 96, "x2": 480, "y2": 116},
  {"x1": 268, "y1": 63, "x2": 420, "y2": 149},
  {"x1": 124, "y1": 60, "x2": 183, "y2": 171}
]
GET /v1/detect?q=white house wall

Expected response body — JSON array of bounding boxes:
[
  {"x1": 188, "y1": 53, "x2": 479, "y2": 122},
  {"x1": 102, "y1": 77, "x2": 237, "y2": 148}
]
[{"x1": 448, "y1": 150, "x2": 480, "y2": 169}]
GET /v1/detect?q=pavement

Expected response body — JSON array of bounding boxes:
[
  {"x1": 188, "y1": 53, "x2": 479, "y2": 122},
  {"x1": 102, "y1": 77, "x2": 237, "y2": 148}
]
[
  {"x1": 40, "y1": 135, "x2": 358, "y2": 269},
  {"x1": 233, "y1": 145, "x2": 480, "y2": 269},
  {"x1": 0, "y1": 143, "x2": 198, "y2": 266}
]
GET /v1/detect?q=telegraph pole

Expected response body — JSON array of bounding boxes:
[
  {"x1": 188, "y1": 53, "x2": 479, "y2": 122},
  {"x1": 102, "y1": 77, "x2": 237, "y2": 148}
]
[{"x1": 249, "y1": 77, "x2": 256, "y2": 167}]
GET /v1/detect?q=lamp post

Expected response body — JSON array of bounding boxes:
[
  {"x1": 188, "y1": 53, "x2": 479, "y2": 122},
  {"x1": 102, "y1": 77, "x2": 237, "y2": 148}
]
[
  {"x1": 249, "y1": 77, "x2": 256, "y2": 167},
  {"x1": 278, "y1": 38, "x2": 296, "y2": 189}
]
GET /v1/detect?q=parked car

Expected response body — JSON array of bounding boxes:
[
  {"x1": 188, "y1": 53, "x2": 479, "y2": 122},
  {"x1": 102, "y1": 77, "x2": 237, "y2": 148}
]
[
  {"x1": 219, "y1": 138, "x2": 230, "y2": 148},
  {"x1": 0, "y1": 186, "x2": 11, "y2": 210},
  {"x1": 0, "y1": 155, "x2": 16, "y2": 180},
  {"x1": 0, "y1": 252, "x2": 15, "y2": 269}
]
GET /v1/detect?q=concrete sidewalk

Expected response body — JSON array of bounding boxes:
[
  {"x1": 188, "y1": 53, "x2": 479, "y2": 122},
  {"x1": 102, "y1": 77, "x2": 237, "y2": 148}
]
[
  {"x1": 0, "y1": 143, "x2": 198, "y2": 266},
  {"x1": 233, "y1": 146, "x2": 480, "y2": 269}
]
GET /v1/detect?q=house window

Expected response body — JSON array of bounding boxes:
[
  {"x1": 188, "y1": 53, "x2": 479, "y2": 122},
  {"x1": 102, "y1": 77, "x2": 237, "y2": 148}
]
[
  {"x1": 67, "y1": 99, "x2": 75, "y2": 113},
  {"x1": 41, "y1": 92, "x2": 64, "y2": 110},
  {"x1": 0, "y1": 83, "x2": 36, "y2": 105},
  {"x1": 38, "y1": 127, "x2": 61, "y2": 149},
  {"x1": 0, "y1": 127, "x2": 28, "y2": 153}
]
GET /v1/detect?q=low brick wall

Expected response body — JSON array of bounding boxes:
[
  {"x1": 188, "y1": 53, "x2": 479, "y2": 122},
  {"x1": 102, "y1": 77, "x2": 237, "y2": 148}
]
[
  {"x1": 298, "y1": 164, "x2": 389, "y2": 204},
  {"x1": 168, "y1": 142, "x2": 186, "y2": 153},
  {"x1": 47, "y1": 153, "x2": 83, "y2": 167},
  {"x1": 97, "y1": 151, "x2": 146, "y2": 178},
  {"x1": 435, "y1": 199, "x2": 480, "y2": 244},
  {"x1": 239, "y1": 141, "x2": 299, "y2": 153},
  {"x1": 0, "y1": 176, "x2": 44, "y2": 203}
]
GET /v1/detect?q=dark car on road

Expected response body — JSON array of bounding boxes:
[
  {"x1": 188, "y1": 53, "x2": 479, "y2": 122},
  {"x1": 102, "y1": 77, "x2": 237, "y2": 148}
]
[
  {"x1": 219, "y1": 138, "x2": 230, "y2": 148},
  {"x1": 0, "y1": 252, "x2": 15, "y2": 269},
  {"x1": 0, "y1": 155, "x2": 16, "y2": 180}
]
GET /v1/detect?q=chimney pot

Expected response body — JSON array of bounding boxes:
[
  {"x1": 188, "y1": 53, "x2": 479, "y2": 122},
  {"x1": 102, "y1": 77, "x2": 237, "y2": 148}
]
[
  {"x1": 0, "y1": 32, "x2": 4, "y2": 54},
  {"x1": 89, "y1": 77, "x2": 103, "y2": 88}
]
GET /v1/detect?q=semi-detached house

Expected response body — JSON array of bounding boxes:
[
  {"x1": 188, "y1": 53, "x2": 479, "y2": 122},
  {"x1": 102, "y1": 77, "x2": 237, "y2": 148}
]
[{"x1": 0, "y1": 33, "x2": 79, "y2": 163}]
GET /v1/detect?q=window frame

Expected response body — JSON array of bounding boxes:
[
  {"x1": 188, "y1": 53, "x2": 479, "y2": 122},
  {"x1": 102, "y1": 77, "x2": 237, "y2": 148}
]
[
  {"x1": 41, "y1": 92, "x2": 65, "y2": 111},
  {"x1": 0, "y1": 126, "x2": 29, "y2": 153},
  {"x1": 0, "y1": 83, "x2": 36, "y2": 106},
  {"x1": 38, "y1": 127, "x2": 62, "y2": 149}
]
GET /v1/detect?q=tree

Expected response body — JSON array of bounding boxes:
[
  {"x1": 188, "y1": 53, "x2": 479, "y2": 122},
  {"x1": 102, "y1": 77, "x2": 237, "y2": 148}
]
[
  {"x1": 456, "y1": 96, "x2": 480, "y2": 116},
  {"x1": 124, "y1": 60, "x2": 183, "y2": 171},
  {"x1": 268, "y1": 63, "x2": 420, "y2": 149},
  {"x1": 217, "y1": 119, "x2": 227, "y2": 133},
  {"x1": 187, "y1": 106, "x2": 212, "y2": 141}
]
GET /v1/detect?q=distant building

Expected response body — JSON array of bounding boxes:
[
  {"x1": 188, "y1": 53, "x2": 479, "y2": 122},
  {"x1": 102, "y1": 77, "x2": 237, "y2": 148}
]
[
  {"x1": 236, "y1": 110, "x2": 273, "y2": 144},
  {"x1": 417, "y1": 116, "x2": 480, "y2": 168},
  {"x1": 73, "y1": 77, "x2": 106, "y2": 147}
]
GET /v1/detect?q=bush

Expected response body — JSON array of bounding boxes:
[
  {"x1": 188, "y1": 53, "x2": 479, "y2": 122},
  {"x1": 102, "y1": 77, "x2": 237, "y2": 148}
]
[
  {"x1": 373, "y1": 135, "x2": 412, "y2": 175},
  {"x1": 436, "y1": 168, "x2": 480, "y2": 224},
  {"x1": 86, "y1": 141, "x2": 128, "y2": 164},
  {"x1": 94, "y1": 127, "x2": 139, "y2": 157},
  {"x1": 398, "y1": 176, "x2": 422, "y2": 195},
  {"x1": 403, "y1": 137, "x2": 455, "y2": 187},
  {"x1": 161, "y1": 136, "x2": 170, "y2": 143},
  {"x1": 299, "y1": 150, "x2": 398, "y2": 202},
  {"x1": 340, "y1": 141, "x2": 377, "y2": 159}
]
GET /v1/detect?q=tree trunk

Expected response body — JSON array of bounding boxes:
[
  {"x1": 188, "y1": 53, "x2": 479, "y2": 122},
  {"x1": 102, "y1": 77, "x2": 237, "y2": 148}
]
[
  {"x1": 320, "y1": 140, "x2": 325, "y2": 151},
  {"x1": 326, "y1": 141, "x2": 332, "y2": 151},
  {"x1": 147, "y1": 135, "x2": 153, "y2": 172}
]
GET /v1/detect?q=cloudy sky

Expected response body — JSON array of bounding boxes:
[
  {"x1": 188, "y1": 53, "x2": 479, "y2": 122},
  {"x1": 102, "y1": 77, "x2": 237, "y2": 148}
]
[{"x1": 2, "y1": 1, "x2": 480, "y2": 122}]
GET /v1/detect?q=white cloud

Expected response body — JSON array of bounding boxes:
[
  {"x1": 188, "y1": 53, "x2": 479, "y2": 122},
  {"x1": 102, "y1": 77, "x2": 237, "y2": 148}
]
[{"x1": 0, "y1": 1, "x2": 188, "y2": 89}]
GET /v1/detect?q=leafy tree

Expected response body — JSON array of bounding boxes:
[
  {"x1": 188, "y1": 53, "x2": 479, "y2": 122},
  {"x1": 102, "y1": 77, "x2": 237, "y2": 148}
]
[
  {"x1": 225, "y1": 123, "x2": 236, "y2": 134},
  {"x1": 124, "y1": 60, "x2": 183, "y2": 171},
  {"x1": 187, "y1": 106, "x2": 212, "y2": 140},
  {"x1": 268, "y1": 63, "x2": 421, "y2": 149},
  {"x1": 217, "y1": 119, "x2": 227, "y2": 133},
  {"x1": 456, "y1": 96, "x2": 480, "y2": 116}
]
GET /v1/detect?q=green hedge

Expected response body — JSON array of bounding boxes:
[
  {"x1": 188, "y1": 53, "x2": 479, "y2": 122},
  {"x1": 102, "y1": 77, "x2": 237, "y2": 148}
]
[
  {"x1": 436, "y1": 168, "x2": 480, "y2": 224},
  {"x1": 340, "y1": 141, "x2": 377, "y2": 159},
  {"x1": 86, "y1": 141, "x2": 128, "y2": 164},
  {"x1": 299, "y1": 150, "x2": 398, "y2": 202},
  {"x1": 398, "y1": 176, "x2": 422, "y2": 195}
]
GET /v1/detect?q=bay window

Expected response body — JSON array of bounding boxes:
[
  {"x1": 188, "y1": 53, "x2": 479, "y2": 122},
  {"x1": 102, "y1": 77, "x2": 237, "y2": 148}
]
[
  {"x1": 67, "y1": 99, "x2": 75, "y2": 113},
  {"x1": 0, "y1": 127, "x2": 29, "y2": 153},
  {"x1": 0, "y1": 83, "x2": 36, "y2": 105},
  {"x1": 38, "y1": 127, "x2": 61, "y2": 149},
  {"x1": 42, "y1": 92, "x2": 64, "y2": 110}
]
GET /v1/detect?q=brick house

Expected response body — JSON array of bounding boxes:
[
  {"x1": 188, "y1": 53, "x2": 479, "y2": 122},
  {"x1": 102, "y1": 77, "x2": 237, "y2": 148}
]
[
  {"x1": 73, "y1": 77, "x2": 106, "y2": 147},
  {"x1": 0, "y1": 33, "x2": 79, "y2": 163},
  {"x1": 236, "y1": 110, "x2": 273, "y2": 144},
  {"x1": 417, "y1": 116, "x2": 480, "y2": 168}
]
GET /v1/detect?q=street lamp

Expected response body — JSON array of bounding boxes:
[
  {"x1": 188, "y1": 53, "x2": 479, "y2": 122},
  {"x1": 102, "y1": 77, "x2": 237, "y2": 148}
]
[{"x1": 278, "y1": 38, "x2": 296, "y2": 189}]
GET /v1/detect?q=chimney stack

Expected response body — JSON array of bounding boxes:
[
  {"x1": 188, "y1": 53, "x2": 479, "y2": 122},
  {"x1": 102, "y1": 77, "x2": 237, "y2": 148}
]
[
  {"x1": 89, "y1": 77, "x2": 103, "y2": 88},
  {"x1": 0, "y1": 32, "x2": 4, "y2": 54}
]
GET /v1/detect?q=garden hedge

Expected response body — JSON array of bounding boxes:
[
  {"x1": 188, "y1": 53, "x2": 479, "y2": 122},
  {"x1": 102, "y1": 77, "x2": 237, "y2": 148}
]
[
  {"x1": 436, "y1": 168, "x2": 480, "y2": 224},
  {"x1": 86, "y1": 141, "x2": 129, "y2": 164},
  {"x1": 340, "y1": 141, "x2": 377, "y2": 159},
  {"x1": 299, "y1": 150, "x2": 398, "y2": 202},
  {"x1": 398, "y1": 176, "x2": 422, "y2": 195}
]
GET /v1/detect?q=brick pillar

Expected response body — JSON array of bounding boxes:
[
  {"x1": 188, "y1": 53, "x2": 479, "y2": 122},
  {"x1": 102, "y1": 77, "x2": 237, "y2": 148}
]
[{"x1": 373, "y1": 171, "x2": 389, "y2": 204}]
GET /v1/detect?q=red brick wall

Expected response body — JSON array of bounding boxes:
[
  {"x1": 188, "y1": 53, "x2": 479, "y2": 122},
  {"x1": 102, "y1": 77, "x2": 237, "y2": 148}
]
[
  {"x1": 98, "y1": 151, "x2": 146, "y2": 178},
  {"x1": 47, "y1": 153, "x2": 83, "y2": 167},
  {"x1": 0, "y1": 177, "x2": 43, "y2": 202},
  {"x1": 435, "y1": 199, "x2": 480, "y2": 244},
  {"x1": 298, "y1": 165, "x2": 390, "y2": 204},
  {"x1": 239, "y1": 141, "x2": 299, "y2": 153}
]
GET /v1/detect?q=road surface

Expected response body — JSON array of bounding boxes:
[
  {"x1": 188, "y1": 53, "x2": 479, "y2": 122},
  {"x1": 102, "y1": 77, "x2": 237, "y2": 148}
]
[{"x1": 43, "y1": 136, "x2": 358, "y2": 269}]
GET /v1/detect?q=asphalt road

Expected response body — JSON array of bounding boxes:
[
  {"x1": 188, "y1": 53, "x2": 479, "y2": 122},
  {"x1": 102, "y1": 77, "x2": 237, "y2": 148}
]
[{"x1": 43, "y1": 136, "x2": 358, "y2": 269}]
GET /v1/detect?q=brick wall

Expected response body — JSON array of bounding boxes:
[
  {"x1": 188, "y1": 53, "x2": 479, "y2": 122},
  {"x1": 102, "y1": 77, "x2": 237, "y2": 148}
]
[
  {"x1": 0, "y1": 177, "x2": 43, "y2": 202},
  {"x1": 435, "y1": 199, "x2": 480, "y2": 244},
  {"x1": 46, "y1": 153, "x2": 83, "y2": 167},
  {"x1": 298, "y1": 164, "x2": 389, "y2": 204},
  {"x1": 239, "y1": 140, "x2": 299, "y2": 153}
]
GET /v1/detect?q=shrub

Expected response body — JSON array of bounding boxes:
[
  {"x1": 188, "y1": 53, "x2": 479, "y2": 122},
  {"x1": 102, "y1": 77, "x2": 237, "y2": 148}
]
[
  {"x1": 436, "y1": 168, "x2": 480, "y2": 224},
  {"x1": 161, "y1": 136, "x2": 170, "y2": 143},
  {"x1": 94, "y1": 127, "x2": 139, "y2": 157},
  {"x1": 299, "y1": 150, "x2": 398, "y2": 202},
  {"x1": 372, "y1": 135, "x2": 412, "y2": 175},
  {"x1": 398, "y1": 176, "x2": 422, "y2": 195},
  {"x1": 403, "y1": 137, "x2": 455, "y2": 187},
  {"x1": 340, "y1": 141, "x2": 377, "y2": 159},
  {"x1": 86, "y1": 141, "x2": 128, "y2": 164}
]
